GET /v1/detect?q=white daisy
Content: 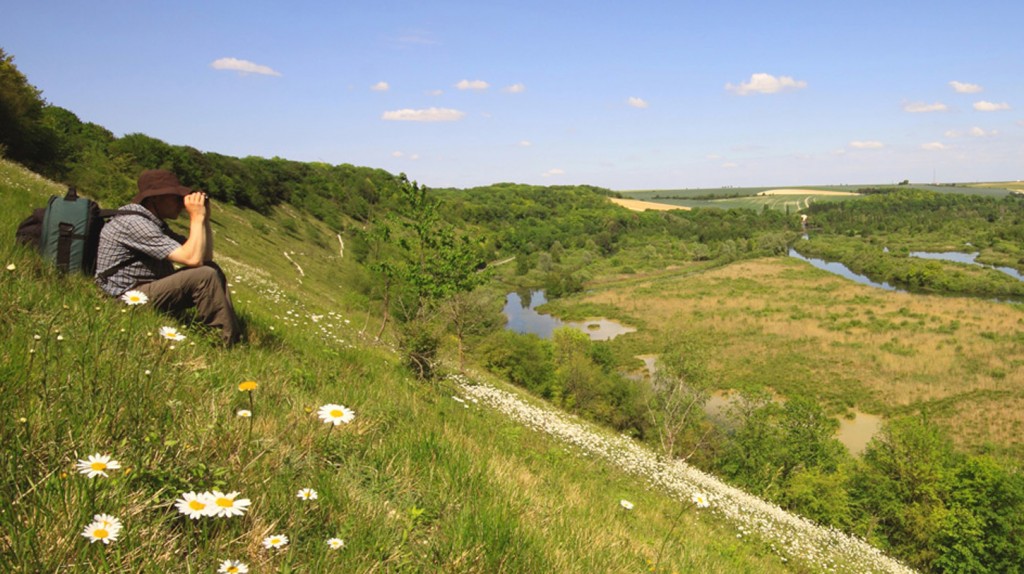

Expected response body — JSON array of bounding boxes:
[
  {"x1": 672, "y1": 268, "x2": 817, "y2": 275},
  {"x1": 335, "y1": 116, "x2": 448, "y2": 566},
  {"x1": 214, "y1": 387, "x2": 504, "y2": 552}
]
[
  {"x1": 6, "y1": 263, "x2": 16, "y2": 271},
  {"x1": 218, "y1": 559, "x2": 249, "y2": 573},
  {"x1": 236, "y1": 409, "x2": 252, "y2": 418},
  {"x1": 297, "y1": 488, "x2": 318, "y2": 501},
  {"x1": 159, "y1": 326, "x2": 186, "y2": 341},
  {"x1": 208, "y1": 490, "x2": 251, "y2": 518},
  {"x1": 120, "y1": 290, "x2": 149, "y2": 306},
  {"x1": 620, "y1": 499, "x2": 634, "y2": 510},
  {"x1": 691, "y1": 492, "x2": 710, "y2": 508},
  {"x1": 317, "y1": 403, "x2": 355, "y2": 426},
  {"x1": 81, "y1": 518, "x2": 122, "y2": 545},
  {"x1": 76, "y1": 453, "x2": 121, "y2": 478},
  {"x1": 92, "y1": 513, "x2": 122, "y2": 530},
  {"x1": 174, "y1": 491, "x2": 215, "y2": 519},
  {"x1": 327, "y1": 537, "x2": 345, "y2": 550},
  {"x1": 262, "y1": 534, "x2": 289, "y2": 549}
]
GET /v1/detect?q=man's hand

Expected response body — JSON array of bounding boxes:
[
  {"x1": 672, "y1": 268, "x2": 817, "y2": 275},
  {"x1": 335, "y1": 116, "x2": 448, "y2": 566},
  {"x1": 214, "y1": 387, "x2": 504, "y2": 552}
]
[{"x1": 183, "y1": 192, "x2": 208, "y2": 219}]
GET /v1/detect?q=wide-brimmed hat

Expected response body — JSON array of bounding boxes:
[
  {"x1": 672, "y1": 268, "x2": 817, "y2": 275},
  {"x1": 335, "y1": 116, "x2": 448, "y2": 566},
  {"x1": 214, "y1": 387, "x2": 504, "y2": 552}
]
[{"x1": 132, "y1": 169, "x2": 193, "y2": 204}]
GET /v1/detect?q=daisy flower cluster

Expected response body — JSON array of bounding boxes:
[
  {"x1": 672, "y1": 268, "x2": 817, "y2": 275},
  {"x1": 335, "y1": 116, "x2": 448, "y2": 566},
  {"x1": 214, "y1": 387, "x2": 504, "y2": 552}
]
[
  {"x1": 449, "y1": 372, "x2": 916, "y2": 574},
  {"x1": 175, "y1": 490, "x2": 251, "y2": 519}
]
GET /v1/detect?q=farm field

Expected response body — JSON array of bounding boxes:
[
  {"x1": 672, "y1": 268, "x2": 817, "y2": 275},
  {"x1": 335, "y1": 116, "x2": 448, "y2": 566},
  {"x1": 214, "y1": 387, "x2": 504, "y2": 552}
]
[
  {"x1": 618, "y1": 182, "x2": 1016, "y2": 211},
  {"x1": 547, "y1": 255, "x2": 1024, "y2": 460}
]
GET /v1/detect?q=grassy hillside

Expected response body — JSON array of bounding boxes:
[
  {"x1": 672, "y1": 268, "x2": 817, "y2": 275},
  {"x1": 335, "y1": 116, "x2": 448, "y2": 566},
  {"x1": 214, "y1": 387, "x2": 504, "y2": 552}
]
[{"x1": 0, "y1": 159, "x2": 819, "y2": 573}]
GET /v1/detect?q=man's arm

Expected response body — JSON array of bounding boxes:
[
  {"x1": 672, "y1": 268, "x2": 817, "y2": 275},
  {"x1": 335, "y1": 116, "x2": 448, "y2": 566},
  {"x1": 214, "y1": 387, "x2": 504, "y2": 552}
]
[
  {"x1": 167, "y1": 192, "x2": 208, "y2": 267},
  {"x1": 202, "y1": 196, "x2": 214, "y2": 262}
]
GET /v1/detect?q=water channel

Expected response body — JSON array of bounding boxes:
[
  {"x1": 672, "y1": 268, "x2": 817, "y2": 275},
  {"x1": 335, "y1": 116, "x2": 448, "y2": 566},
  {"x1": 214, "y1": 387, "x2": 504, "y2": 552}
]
[
  {"x1": 908, "y1": 251, "x2": 1024, "y2": 281},
  {"x1": 788, "y1": 248, "x2": 1024, "y2": 292}
]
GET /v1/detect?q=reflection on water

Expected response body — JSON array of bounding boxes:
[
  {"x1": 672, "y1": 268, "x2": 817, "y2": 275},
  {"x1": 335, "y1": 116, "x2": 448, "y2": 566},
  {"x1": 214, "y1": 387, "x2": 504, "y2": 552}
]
[
  {"x1": 789, "y1": 248, "x2": 1024, "y2": 294},
  {"x1": 503, "y1": 290, "x2": 636, "y2": 341},
  {"x1": 910, "y1": 251, "x2": 1024, "y2": 281},
  {"x1": 788, "y1": 248, "x2": 899, "y2": 291}
]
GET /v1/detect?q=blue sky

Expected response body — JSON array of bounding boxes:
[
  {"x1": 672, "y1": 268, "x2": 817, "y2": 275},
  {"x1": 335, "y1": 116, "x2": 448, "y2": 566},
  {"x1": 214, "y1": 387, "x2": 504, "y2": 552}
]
[{"x1": 3, "y1": 0, "x2": 1022, "y2": 190}]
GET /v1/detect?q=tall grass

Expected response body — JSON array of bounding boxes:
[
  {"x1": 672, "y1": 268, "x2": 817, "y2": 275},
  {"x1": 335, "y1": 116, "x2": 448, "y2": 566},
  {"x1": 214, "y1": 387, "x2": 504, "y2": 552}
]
[{"x1": 1, "y1": 159, "x2": 798, "y2": 572}]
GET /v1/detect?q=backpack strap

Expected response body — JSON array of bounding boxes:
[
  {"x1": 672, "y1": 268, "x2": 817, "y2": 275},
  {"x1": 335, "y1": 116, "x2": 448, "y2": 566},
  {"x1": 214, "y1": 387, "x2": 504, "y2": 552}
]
[
  {"x1": 53, "y1": 187, "x2": 91, "y2": 272},
  {"x1": 56, "y1": 222, "x2": 76, "y2": 272}
]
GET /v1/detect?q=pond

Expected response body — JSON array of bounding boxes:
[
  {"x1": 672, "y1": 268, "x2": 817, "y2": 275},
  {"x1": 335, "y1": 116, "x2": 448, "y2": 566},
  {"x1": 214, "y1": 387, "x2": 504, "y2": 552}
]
[
  {"x1": 637, "y1": 358, "x2": 881, "y2": 455},
  {"x1": 503, "y1": 290, "x2": 636, "y2": 341}
]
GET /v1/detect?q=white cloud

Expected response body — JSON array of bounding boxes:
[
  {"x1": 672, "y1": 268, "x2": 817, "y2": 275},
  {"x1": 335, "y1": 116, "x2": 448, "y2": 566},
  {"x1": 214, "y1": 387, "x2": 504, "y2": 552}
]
[
  {"x1": 542, "y1": 168, "x2": 565, "y2": 178},
  {"x1": 456, "y1": 79, "x2": 489, "y2": 90},
  {"x1": 904, "y1": 101, "x2": 947, "y2": 113},
  {"x1": 371, "y1": 81, "x2": 390, "y2": 92},
  {"x1": 725, "y1": 73, "x2": 807, "y2": 95},
  {"x1": 974, "y1": 100, "x2": 1011, "y2": 112},
  {"x1": 381, "y1": 107, "x2": 465, "y2": 122},
  {"x1": 391, "y1": 151, "x2": 420, "y2": 160},
  {"x1": 427, "y1": 89, "x2": 444, "y2": 96},
  {"x1": 921, "y1": 142, "x2": 947, "y2": 151},
  {"x1": 969, "y1": 126, "x2": 998, "y2": 137},
  {"x1": 721, "y1": 162, "x2": 739, "y2": 169},
  {"x1": 518, "y1": 140, "x2": 532, "y2": 147},
  {"x1": 627, "y1": 96, "x2": 649, "y2": 109},
  {"x1": 950, "y1": 80, "x2": 983, "y2": 93},
  {"x1": 210, "y1": 57, "x2": 281, "y2": 77},
  {"x1": 391, "y1": 151, "x2": 403, "y2": 158},
  {"x1": 849, "y1": 140, "x2": 884, "y2": 149},
  {"x1": 503, "y1": 83, "x2": 526, "y2": 93}
]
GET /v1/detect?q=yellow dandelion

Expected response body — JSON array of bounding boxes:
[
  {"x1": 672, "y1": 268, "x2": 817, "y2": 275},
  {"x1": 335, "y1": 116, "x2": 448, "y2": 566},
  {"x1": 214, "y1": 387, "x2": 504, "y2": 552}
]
[{"x1": 238, "y1": 381, "x2": 258, "y2": 392}]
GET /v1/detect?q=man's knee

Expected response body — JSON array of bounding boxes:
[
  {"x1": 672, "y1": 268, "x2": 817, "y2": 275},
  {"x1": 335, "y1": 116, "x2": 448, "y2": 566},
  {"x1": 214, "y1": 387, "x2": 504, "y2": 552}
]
[{"x1": 188, "y1": 264, "x2": 223, "y2": 286}]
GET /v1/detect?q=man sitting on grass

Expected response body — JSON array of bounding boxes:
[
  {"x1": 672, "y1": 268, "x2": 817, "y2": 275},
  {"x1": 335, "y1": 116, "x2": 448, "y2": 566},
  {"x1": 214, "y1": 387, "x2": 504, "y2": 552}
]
[{"x1": 95, "y1": 169, "x2": 240, "y2": 346}]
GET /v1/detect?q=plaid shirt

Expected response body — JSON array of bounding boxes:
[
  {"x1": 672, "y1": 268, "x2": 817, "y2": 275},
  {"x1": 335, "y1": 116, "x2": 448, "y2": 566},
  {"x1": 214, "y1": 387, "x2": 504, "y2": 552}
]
[{"x1": 95, "y1": 204, "x2": 186, "y2": 296}]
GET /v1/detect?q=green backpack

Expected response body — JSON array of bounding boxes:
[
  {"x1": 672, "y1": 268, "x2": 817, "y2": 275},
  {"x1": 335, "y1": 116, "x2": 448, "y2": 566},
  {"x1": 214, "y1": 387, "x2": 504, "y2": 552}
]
[
  {"x1": 16, "y1": 186, "x2": 134, "y2": 275},
  {"x1": 39, "y1": 186, "x2": 105, "y2": 274}
]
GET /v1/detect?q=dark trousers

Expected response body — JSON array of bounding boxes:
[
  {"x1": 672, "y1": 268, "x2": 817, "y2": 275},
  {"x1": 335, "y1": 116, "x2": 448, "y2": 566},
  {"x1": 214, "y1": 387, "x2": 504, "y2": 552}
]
[{"x1": 137, "y1": 262, "x2": 240, "y2": 345}]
